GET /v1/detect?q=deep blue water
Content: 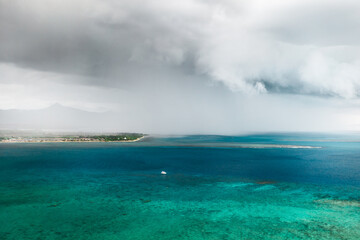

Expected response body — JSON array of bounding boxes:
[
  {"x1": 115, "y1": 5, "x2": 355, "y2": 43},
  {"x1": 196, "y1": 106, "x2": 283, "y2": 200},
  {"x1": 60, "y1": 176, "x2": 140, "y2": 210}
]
[
  {"x1": 2, "y1": 134, "x2": 359, "y2": 185},
  {"x1": 1, "y1": 134, "x2": 360, "y2": 239}
]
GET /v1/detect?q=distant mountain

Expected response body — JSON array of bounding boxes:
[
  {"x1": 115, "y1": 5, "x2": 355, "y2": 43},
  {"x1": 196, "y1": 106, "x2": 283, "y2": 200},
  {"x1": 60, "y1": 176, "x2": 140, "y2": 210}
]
[{"x1": 0, "y1": 104, "x2": 114, "y2": 131}]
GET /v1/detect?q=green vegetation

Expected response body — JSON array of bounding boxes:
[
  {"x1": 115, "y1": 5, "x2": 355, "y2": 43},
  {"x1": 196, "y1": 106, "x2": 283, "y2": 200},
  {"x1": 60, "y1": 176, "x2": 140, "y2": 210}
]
[{"x1": 83, "y1": 133, "x2": 144, "y2": 142}]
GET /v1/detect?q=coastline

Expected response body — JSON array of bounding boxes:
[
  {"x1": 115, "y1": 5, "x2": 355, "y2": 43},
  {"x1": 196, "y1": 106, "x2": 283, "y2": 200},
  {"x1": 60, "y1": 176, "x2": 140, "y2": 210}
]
[{"x1": 0, "y1": 135, "x2": 146, "y2": 144}]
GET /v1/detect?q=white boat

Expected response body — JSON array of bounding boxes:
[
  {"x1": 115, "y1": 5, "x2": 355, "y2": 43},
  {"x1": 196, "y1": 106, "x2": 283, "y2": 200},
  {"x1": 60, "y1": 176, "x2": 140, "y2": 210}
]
[{"x1": 161, "y1": 171, "x2": 167, "y2": 175}]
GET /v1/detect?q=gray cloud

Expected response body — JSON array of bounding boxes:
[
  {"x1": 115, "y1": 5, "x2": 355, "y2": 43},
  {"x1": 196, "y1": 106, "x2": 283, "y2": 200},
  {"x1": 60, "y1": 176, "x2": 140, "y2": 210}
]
[
  {"x1": 1, "y1": 0, "x2": 360, "y2": 132},
  {"x1": 2, "y1": 0, "x2": 360, "y2": 97},
  {"x1": 0, "y1": 0, "x2": 203, "y2": 87}
]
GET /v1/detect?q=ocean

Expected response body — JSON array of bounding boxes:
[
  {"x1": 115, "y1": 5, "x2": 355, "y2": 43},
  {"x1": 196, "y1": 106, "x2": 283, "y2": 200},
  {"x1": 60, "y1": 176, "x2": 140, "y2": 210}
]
[{"x1": 1, "y1": 134, "x2": 360, "y2": 239}]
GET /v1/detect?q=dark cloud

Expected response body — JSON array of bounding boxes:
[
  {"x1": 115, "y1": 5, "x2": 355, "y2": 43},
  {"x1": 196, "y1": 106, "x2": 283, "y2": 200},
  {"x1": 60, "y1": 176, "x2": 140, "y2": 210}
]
[
  {"x1": 2, "y1": 0, "x2": 360, "y2": 97},
  {"x1": 0, "y1": 0, "x2": 202, "y2": 88}
]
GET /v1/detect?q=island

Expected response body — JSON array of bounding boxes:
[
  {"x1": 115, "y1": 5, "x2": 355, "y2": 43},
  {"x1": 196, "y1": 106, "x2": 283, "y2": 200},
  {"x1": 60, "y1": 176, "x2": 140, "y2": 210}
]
[{"x1": 0, "y1": 132, "x2": 145, "y2": 143}]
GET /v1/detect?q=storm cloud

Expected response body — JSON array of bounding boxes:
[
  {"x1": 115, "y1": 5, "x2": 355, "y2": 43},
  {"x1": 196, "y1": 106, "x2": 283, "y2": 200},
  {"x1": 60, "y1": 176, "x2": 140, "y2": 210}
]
[{"x1": 1, "y1": 0, "x2": 360, "y2": 133}]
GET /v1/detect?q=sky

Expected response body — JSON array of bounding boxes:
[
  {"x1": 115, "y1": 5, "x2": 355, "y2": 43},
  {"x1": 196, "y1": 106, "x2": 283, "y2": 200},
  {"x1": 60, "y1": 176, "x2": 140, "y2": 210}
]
[{"x1": 1, "y1": 0, "x2": 360, "y2": 134}]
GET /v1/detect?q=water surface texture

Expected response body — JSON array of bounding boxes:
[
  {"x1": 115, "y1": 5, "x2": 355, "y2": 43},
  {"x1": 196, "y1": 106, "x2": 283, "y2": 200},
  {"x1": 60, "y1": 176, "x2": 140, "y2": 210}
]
[{"x1": 1, "y1": 134, "x2": 360, "y2": 239}]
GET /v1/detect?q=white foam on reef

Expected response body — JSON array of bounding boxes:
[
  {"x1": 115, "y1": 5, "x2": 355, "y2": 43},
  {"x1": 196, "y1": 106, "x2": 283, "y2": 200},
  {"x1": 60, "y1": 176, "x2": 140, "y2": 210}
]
[
  {"x1": 234, "y1": 144, "x2": 322, "y2": 149},
  {"x1": 167, "y1": 143, "x2": 322, "y2": 149}
]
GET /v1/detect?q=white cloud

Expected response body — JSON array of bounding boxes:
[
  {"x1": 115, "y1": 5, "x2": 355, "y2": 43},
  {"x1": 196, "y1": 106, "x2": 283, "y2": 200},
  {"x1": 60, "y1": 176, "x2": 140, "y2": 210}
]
[{"x1": 195, "y1": 0, "x2": 360, "y2": 97}]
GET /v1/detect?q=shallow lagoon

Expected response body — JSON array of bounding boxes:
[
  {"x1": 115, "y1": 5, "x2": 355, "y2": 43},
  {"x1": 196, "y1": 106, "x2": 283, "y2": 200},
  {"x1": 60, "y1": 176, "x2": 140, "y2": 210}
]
[{"x1": 1, "y1": 134, "x2": 360, "y2": 239}]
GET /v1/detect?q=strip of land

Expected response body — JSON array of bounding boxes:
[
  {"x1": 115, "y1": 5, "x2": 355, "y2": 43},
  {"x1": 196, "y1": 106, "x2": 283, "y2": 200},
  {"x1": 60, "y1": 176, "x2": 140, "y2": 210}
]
[{"x1": 0, "y1": 134, "x2": 145, "y2": 143}]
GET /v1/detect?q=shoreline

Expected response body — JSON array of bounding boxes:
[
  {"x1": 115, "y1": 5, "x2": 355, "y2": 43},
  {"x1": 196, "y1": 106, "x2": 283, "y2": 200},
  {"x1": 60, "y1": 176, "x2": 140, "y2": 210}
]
[{"x1": 0, "y1": 136, "x2": 146, "y2": 144}]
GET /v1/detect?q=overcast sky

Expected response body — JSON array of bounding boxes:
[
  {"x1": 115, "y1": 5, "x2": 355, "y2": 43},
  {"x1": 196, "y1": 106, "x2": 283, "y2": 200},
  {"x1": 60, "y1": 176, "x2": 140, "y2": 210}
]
[{"x1": 1, "y1": 0, "x2": 360, "y2": 133}]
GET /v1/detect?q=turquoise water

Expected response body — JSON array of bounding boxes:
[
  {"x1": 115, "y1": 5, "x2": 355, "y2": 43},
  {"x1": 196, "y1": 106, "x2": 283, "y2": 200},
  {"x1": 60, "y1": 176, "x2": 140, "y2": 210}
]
[{"x1": 1, "y1": 134, "x2": 360, "y2": 239}]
